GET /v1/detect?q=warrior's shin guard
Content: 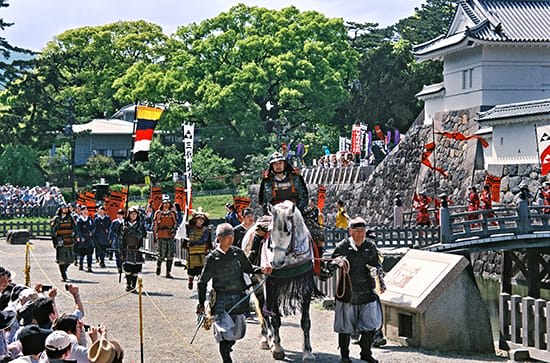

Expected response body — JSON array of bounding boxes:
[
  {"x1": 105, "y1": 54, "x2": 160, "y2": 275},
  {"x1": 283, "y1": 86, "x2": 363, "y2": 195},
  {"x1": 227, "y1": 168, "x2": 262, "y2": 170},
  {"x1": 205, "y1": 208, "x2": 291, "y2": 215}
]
[{"x1": 338, "y1": 333, "x2": 350, "y2": 359}]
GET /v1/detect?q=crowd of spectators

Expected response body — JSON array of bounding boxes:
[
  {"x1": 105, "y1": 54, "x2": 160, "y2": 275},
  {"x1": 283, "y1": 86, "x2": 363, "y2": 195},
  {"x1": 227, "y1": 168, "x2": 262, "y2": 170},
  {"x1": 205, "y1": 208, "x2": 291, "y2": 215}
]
[
  {"x1": 0, "y1": 266, "x2": 123, "y2": 363},
  {"x1": 0, "y1": 185, "x2": 64, "y2": 218},
  {"x1": 314, "y1": 152, "x2": 355, "y2": 168}
]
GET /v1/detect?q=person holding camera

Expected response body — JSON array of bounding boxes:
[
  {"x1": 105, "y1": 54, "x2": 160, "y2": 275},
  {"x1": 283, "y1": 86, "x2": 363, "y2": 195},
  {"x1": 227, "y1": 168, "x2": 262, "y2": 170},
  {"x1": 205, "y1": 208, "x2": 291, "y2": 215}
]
[{"x1": 51, "y1": 204, "x2": 77, "y2": 282}]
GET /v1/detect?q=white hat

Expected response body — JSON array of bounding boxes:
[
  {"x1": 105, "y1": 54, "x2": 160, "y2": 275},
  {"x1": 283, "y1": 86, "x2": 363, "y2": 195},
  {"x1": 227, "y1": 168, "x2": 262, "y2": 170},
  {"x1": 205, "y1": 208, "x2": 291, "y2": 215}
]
[{"x1": 45, "y1": 330, "x2": 72, "y2": 351}]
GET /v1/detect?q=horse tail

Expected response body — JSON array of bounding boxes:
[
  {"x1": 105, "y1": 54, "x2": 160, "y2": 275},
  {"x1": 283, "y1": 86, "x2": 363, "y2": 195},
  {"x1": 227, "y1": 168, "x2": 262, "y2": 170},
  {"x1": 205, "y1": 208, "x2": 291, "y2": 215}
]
[{"x1": 251, "y1": 292, "x2": 264, "y2": 326}]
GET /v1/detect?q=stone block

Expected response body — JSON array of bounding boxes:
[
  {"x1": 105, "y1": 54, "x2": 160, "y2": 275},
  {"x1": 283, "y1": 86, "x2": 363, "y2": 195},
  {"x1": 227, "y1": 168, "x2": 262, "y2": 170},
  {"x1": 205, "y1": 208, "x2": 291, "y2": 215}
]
[
  {"x1": 381, "y1": 250, "x2": 494, "y2": 353},
  {"x1": 6, "y1": 229, "x2": 30, "y2": 245},
  {"x1": 509, "y1": 349, "x2": 530, "y2": 361}
]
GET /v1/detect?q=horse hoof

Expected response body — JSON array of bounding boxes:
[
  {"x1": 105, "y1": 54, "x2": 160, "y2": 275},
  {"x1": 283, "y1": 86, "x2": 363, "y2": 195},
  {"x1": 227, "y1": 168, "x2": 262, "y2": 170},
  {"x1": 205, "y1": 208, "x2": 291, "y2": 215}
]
[
  {"x1": 302, "y1": 352, "x2": 315, "y2": 362},
  {"x1": 259, "y1": 340, "x2": 270, "y2": 350},
  {"x1": 272, "y1": 350, "x2": 285, "y2": 360}
]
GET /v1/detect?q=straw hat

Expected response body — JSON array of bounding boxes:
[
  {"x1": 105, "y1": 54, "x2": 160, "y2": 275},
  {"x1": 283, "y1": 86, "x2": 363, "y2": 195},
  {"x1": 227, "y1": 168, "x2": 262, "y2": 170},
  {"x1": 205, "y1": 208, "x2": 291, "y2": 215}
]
[{"x1": 88, "y1": 338, "x2": 124, "y2": 363}]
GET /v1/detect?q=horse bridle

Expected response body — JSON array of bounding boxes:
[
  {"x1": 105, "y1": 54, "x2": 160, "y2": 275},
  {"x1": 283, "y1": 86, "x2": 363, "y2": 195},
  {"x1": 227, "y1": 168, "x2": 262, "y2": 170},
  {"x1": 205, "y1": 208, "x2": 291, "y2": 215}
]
[{"x1": 269, "y1": 215, "x2": 296, "y2": 256}]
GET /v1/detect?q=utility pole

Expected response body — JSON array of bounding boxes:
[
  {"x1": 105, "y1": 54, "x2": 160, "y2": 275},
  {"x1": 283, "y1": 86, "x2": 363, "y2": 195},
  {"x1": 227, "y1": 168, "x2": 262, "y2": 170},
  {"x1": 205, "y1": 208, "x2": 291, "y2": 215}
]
[{"x1": 66, "y1": 98, "x2": 76, "y2": 202}]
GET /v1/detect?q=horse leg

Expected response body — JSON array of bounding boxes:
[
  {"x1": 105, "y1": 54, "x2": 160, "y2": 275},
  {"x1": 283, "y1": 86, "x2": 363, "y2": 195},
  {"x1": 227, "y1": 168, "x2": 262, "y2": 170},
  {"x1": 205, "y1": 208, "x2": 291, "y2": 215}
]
[
  {"x1": 260, "y1": 314, "x2": 273, "y2": 350},
  {"x1": 271, "y1": 314, "x2": 285, "y2": 360},
  {"x1": 254, "y1": 292, "x2": 271, "y2": 350},
  {"x1": 301, "y1": 294, "x2": 315, "y2": 362}
]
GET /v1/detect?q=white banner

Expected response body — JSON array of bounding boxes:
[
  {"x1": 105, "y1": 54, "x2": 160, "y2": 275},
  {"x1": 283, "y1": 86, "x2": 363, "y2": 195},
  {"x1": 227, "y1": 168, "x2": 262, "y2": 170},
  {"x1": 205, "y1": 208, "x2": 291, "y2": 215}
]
[{"x1": 176, "y1": 123, "x2": 195, "y2": 239}]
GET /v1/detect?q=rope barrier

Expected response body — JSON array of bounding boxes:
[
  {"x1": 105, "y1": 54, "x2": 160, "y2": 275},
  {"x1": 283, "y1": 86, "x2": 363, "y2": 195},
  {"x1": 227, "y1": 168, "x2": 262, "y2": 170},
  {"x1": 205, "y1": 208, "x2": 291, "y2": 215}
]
[
  {"x1": 28, "y1": 248, "x2": 136, "y2": 304},
  {"x1": 142, "y1": 289, "x2": 208, "y2": 363}
]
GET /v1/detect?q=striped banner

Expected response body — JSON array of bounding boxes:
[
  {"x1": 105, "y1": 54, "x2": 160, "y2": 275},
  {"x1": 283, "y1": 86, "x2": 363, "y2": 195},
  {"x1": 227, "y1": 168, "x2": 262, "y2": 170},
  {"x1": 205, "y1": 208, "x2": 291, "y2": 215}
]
[
  {"x1": 132, "y1": 105, "x2": 164, "y2": 162},
  {"x1": 85, "y1": 192, "x2": 96, "y2": 218}
]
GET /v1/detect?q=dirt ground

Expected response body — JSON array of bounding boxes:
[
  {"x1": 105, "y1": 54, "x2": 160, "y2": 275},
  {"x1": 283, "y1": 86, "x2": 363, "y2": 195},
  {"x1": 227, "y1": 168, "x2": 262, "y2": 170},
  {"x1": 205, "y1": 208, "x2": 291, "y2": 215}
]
[{"x1": 0, "y1": 239, "x2": 520, "y2": 362}]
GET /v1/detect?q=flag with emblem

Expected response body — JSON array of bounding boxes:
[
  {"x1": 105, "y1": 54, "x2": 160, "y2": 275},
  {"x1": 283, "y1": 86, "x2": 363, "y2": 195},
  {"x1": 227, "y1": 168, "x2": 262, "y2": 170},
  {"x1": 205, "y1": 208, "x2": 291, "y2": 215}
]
[{"x1": 537, "y1": 124, "x2": 550, "y2": 176}]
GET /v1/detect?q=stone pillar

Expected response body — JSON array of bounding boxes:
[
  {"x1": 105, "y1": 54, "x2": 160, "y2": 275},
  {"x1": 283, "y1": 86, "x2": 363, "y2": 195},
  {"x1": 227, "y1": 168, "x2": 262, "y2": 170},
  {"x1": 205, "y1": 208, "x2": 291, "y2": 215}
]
[
  {"x1": 439, "y1": 194, "x2": 452, "y2": 243},
  {"x1": 393, "y1": 194, "x2": 403, "y2": 228}
]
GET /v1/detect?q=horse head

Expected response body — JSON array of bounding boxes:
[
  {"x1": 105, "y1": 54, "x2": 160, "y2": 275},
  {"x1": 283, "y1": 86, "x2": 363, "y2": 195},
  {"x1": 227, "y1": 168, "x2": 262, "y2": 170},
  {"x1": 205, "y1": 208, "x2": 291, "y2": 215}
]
[{"x1": 268, "y1": 200, "x2": 310, "y2": 269}]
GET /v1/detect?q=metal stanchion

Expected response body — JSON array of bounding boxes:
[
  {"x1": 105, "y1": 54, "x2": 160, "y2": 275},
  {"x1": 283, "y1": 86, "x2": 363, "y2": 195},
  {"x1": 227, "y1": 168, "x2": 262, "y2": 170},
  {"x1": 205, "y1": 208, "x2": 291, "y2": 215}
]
[
  {"x1": 24, "y1": 242, "x2": 31, "y2": 287},
  {"x1": 138, "y1": 277, "x2": 144, "y2": 363}
]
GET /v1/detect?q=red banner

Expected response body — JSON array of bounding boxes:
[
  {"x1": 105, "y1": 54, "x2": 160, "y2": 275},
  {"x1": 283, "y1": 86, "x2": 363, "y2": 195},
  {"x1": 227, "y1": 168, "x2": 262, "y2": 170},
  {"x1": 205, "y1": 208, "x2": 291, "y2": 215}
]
[
  {"x1": 105, "y1": 190, "x2": 127, "y2": 220},
  {"x1": 149, "y1": 186, "x2": 163, "y2": 211},
  {"x1": 435, "y1": 130, "x2": 489, "y2": 148},
  {"x1": 317, "y1": 186, "x2": 326, "y2": 212},
  {"x1": 233, "y1": 196, "x2": 251, "y2": 221},
  {"x1": 420, "y1": 142, "x2": 448, "y2": 177},
  {"x1": 374, "y1": 125, "x2": 385, "y2": 141},
  {"x1": 351, "y1": 125, "x2": 362, "y2": 154},
  {"x1": 485, "y1": 174, "x2": 501, "y2": 203},
  {"x1": 174, "y1": 186, "x2": 191, "y2": 214},
  {"x1": 84, "y1": 191, "x2": 96, "y2": 217},
  {"x1": 76, "y1": 193, "x2": 86, "y2": 207}
]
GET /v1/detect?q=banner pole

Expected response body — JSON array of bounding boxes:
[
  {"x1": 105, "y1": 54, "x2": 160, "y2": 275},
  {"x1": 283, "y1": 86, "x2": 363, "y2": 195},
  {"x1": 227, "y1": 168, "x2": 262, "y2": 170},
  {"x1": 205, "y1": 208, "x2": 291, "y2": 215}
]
[
  {"x1": 24, "y1": 242, "x2": 31, "y2": 287},
  {"x1": 138, "y1": 277, "x2": 144, "y2": 363},
  {"x1": 432, "y1": 118, "x2": 437, "y2": 203},
  {"x1": 535, "y1": 124, "x2": 543, "y2": 174}
]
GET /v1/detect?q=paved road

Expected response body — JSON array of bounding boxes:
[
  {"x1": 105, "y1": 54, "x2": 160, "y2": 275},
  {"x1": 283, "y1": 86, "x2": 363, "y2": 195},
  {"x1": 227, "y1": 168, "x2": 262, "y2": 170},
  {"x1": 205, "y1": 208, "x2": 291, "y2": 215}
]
[{"x1": 0, "y1": 239, "x2": 514, "y2": 362}]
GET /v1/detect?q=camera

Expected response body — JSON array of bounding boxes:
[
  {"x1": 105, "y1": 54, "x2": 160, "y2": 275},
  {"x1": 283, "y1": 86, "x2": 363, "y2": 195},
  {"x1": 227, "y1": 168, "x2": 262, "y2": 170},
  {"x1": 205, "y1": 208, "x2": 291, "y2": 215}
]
[
  {"x1": 84, "y1": 324, "x2": 90, "y2": 332},
  {"x1": 42, "y1": 285, "x2": 53, "y2": 292},
  {"x1": 65, "y1": 283, "x2": 70, "y2": 291}
]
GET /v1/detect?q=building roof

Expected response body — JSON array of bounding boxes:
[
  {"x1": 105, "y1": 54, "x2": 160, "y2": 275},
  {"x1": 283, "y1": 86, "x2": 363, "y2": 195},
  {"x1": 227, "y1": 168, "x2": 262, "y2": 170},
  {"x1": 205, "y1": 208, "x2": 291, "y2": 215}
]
[
  {"x1": 476, "y1": 98, "x2": 550, "y2": 124},
  {"x1": 415, "y1": 83, "x2": 445, "y2": 99},
  {"x1": 72, "y1": 119, "x2": 134, "y2": 135},
  {"x1": 413, "y1": 0, "x2": 550, "y2": 59}
]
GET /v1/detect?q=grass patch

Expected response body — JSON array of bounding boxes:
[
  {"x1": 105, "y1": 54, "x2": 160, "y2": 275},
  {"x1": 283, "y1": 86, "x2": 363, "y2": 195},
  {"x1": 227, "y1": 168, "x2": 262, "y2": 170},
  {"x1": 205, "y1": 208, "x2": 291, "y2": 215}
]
[
  {"x1": 130, "y1": 194, "x2": 234, "y2": 219},
  {"x1": 0, "y1": 217, "x2": 50, "y2": 224},
  {"x1": 4, "y1": 194, "x2": 235, "y2": 223}
]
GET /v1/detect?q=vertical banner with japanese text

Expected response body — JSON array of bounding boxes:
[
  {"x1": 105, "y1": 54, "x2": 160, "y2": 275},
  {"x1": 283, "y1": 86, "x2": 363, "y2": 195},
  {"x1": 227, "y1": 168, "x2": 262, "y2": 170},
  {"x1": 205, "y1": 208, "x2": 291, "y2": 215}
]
[
  {"x1": 351, "y1": 124, "x2": 362, "y2": 154},
  {"x1": 176, "y1": 123, "x2": 194, "y2": 239}
]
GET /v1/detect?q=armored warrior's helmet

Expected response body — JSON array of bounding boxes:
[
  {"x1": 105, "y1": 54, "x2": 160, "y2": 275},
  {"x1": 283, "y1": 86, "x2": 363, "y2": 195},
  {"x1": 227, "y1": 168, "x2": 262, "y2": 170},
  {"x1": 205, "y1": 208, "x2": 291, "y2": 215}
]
[
  {"x1": 269, "y1": 152, "x2": 286, "y2": 164},
  {"x1": 162, "y1": 195, "x2": 171, "y2": 204}
]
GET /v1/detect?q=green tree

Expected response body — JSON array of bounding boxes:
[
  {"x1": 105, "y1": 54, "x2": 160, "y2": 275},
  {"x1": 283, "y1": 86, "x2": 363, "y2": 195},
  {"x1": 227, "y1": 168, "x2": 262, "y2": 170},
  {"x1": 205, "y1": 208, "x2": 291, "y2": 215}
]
[
  {"x1": 84, "y1": 155, "x2": 119, "y2": 183},
  {"x1": 144, "y1": 139, "x2": 183, "y2": 182},
  {"x1": 119, "y1": 5, "x2": 359, "y2": 163},
  {"x1": 192, "y1": 147, "x2": 236, "y2": 186},
  {"x1": 39, "y1": 142, "x2": 72, "y2": 187},
  {"x1": 395, "y1": 0, "x2": 456, "y2": 44},
  {"x1": 0, "y1": 21, "x2": 167, "y2": 152},
  {"x1": 0, "y1": 144, "x2": 44, "y2": 186},
  {"x1": 116, "y1": 160, "x2": 146, "y2": 185}
]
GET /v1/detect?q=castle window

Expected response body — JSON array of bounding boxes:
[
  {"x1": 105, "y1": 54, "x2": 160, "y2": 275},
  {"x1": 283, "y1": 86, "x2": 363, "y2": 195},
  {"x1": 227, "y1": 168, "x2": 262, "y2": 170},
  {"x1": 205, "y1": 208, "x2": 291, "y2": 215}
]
[{"x1": 462, "y1": 68, "x2": 473, "y2": 89}]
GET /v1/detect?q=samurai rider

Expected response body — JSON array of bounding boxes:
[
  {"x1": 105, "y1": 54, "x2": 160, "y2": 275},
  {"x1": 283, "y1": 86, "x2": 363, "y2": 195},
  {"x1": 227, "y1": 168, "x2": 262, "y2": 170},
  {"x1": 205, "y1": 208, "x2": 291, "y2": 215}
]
[
  {"x1": 197, "y1": 223, "x2": 272, "y2": 363},
  {"x1": 50, "y1": 203, "x2": 76, "y2": 282},
  {"x1": 258, "y1": 151, "x2": 326, "y2": 255},
  {"x1": 153, "y1": 196, "x2": 178, "y2": 278},
  {"x1": 259, "y1": 151, "x2": 308, "y2": 215},
  {"x1": 331, "y1": 217, "x2": 386, "y2": 363},
  {"x1": 118, "y1": 206, "x2": 146, "y2": 292}
]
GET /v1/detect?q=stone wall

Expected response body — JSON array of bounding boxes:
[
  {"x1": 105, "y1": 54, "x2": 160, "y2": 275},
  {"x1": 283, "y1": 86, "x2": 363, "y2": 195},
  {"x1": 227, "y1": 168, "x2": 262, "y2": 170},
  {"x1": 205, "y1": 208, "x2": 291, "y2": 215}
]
[{"x1": 248, "y1": 106, "x2": 547, "y2": 281}]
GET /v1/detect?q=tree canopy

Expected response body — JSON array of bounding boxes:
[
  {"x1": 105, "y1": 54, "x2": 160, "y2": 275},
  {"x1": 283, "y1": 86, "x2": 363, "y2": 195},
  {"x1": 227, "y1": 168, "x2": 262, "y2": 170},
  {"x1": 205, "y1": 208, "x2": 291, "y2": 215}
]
[
  {"x1": 117, "y1": 5, "x2": 359, "y2": 163},
  {"x1": 0, "y1": 0, "x2": 458, "y2": 186}
]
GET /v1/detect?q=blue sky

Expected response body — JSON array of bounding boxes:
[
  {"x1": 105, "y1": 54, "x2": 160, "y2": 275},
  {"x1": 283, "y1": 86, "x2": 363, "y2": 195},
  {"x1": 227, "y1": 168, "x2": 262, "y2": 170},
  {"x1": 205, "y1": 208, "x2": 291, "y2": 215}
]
[{"x1": 2, "y1": 0, "x2": 425, "y2": 51}]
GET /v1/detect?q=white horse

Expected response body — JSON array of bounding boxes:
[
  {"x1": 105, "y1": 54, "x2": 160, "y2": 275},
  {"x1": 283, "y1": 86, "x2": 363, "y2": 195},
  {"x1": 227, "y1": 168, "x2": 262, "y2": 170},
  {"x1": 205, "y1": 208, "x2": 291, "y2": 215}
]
[{"x1": 243, "y1": 200, "x2": 322, "y2": 362}]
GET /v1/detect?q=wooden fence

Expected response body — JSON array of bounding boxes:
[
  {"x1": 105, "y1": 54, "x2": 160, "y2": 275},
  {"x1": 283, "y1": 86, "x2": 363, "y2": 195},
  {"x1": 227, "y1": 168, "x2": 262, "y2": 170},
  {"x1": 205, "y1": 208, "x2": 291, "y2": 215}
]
[{"x1": 500, "y1": 292, "x2": 550, "y2": 362}]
